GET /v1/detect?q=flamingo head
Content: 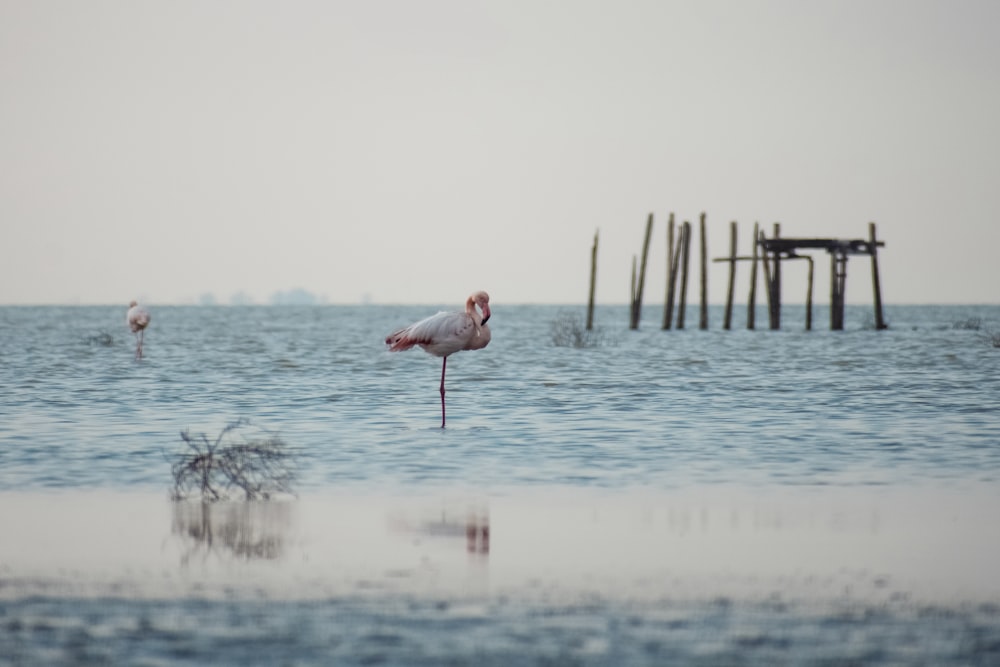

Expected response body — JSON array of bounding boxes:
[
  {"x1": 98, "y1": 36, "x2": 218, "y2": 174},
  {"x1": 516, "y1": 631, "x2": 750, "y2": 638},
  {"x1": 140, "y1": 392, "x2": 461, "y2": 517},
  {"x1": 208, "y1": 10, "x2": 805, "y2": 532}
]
[
  {"x1": 470, "y1": 291, "x2": 491, "y2": 325},
  {"x1": 129, "y1": 300, "x2": 138, "y2": 308}
]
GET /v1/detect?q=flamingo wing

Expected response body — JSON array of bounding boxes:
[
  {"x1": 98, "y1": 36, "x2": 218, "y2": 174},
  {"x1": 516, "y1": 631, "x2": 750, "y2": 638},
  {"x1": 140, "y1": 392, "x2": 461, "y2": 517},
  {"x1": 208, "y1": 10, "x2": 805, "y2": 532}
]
[
  {"x1": 463, "y1": 322, "x2": 490, "y2": 351},
  {"x1": 127, "y1": 305, "x2": 151, "y2": 332},
  {"x1": 386, "y1": 311, "x2": 477, "y2": 357}
]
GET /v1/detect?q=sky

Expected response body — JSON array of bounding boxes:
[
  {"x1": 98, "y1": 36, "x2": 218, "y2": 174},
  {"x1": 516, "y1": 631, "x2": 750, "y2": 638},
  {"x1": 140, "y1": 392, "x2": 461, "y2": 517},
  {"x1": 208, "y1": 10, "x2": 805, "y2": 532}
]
[{"x1": 1, "y1": 0, "x2": 998, "y2": 306}]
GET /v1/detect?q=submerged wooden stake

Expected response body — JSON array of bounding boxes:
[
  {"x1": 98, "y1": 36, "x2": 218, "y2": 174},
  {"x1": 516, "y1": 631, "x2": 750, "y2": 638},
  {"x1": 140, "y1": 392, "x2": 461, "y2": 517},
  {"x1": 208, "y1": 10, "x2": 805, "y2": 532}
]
[
  {"x1": 748, "y1": 222, "x2": 759, "y2": 330},
  {"x1": 587, "y1": 230, "x2": 598, "y2": 331},
  {"x1": 759, "y1": 229, "x2": 772, "y2": 328},
  {"x1": 699, "y1": 213, "x2": 708, "y2": 330},
  {"x1": 677, "y1": 221, "x2": 691, "y2": 329},
  {"x1": 770, "y1": 222, "x2": 781, "y2": 330},
  {"x1": 723, "y1": 221, "x2": 737, "y2": 330},
  {"x1": 805, "y1": 255, "x2": 814, "y2": 331},
  {"x1": 629, "y1": 255, "x2": 637, "y2": 326},
  {"x1": 869, "y1": 222, "x2": 887, "y2": 329},
  {"x1": 830, "y1": 250, "x2": 847, "y2": 330},
  {"x1": 630, "y1": 213, "x2": 654, "y2": 330},
  {"x1": 662, "y1": 214, "x2": 677, "y2": 330}
]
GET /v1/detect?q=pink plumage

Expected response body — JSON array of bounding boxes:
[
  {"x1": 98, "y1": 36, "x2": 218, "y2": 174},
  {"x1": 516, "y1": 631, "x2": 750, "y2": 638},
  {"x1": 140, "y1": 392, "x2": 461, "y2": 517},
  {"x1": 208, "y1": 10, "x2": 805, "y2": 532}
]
[
  {"x1": 386, "y1": 291, "x2": 491, "y2": 427},
  {"x1": 126, "y1": 300, "x2": 151, "y2": 360}
]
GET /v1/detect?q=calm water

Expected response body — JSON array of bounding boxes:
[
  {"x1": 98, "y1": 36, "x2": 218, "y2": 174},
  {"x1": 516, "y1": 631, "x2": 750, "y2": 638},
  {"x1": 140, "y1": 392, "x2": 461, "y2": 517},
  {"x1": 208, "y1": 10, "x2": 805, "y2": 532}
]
[
  {"x1": 1, "y1": 303, "x2": 999, "y2": 666},
  {"x1": 1, "y1": 303, "x2": 998, "y2": 490}
]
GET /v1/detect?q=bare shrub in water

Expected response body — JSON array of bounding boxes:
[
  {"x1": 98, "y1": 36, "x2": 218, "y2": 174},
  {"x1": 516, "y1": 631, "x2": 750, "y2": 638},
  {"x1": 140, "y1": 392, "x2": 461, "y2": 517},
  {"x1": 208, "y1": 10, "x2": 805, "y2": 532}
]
[
  {"x1": 982, "y1": 327, "x2": 1000, "y2": 349},
  {"x1": 85, "y1": 331, "x2": 115, "y2": 346},
  {"x1": 953, "y1": 317, "x2": 983, "y2": 331},
  {"x1": 170, "y1": 419, "x2": 296, "y2": 501},
  {"x1": 550, "y1": 311, "x2": 610, "y2": 348},
  {"x1": 947, "y1": 316, "x2": 1000, "y2": 347}
]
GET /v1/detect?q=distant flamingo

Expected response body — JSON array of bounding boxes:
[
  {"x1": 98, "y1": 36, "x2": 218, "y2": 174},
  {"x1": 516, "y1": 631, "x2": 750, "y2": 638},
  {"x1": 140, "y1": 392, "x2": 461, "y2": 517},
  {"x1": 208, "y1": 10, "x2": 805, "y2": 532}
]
[
  {"x1": 126, "y1": 301, "x2": 151, "y2": 360},
  {"x1": 385, "y1": 291, "x2": 491, "y2": 428}
]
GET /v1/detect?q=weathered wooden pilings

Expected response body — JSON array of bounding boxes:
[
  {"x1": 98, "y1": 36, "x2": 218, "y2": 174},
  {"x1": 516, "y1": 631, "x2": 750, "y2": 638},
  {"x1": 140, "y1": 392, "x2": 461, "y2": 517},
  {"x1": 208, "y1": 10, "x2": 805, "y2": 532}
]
[
  {"x1": 629, "y1": 213, "x2": 654, "y2": 330},
  {"x1": 662, "y1": 214, "x2": 678, "y2": 329},
  {"x1": 722, "y1": 221, "x2": 737, "y2": 330},
  {"x1": 804, "y1": 255, "x2": 814, "y2": 331},
  {"x1": 869, "y1": 222, "x2": 887, "y2": 330},
  {"x1": 748, "y1": 222, "x2": 759, "y2": 330},
  {"x1": 677, "y1": 220, "x2": 691, "y2": 329},
  {"x1": 758, "y1": 231, "x2": 887, "y2": 331},
  {"x1": 586, "y1": 230, "x2": 598, "y2": 331},
  {"x1": 830, "y1": 247, "x2": 847, "y2": 330},
  {"x1": 589, "y1": 217, "x2": 886, "y2": 333},
  {"x1": 629, "y1": 256, "x2": 637, "y2": 324},
  {"x1": 759, "y1": 229, "x2": 773, "y2": 328},
  {"x1": 768, "y1": 223, "x2": 781, "y2": 330},
  {"x1": 699, "y1": 214, "x2": 708, "y2": 330}
]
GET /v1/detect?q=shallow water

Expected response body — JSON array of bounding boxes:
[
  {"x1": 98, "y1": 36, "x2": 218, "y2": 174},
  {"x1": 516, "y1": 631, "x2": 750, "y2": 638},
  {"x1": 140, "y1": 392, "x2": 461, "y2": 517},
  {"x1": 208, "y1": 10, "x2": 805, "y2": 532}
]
[
  {"x1": 2, "y1": 303, "x2": 999, "y2": 490},
  {"x1": 1, "y1": 303, "x2": 999, "y2": 665}
]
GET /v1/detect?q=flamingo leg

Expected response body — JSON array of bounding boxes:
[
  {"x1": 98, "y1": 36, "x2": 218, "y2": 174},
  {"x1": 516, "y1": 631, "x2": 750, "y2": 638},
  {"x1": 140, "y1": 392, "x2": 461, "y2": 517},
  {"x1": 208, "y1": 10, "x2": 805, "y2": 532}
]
[
  {"x1": 439, "y1": 356, "x2": 447, "y2": 428},
  {"x1": 138, "y1": 329, "x2": 144, "y2": 359}
]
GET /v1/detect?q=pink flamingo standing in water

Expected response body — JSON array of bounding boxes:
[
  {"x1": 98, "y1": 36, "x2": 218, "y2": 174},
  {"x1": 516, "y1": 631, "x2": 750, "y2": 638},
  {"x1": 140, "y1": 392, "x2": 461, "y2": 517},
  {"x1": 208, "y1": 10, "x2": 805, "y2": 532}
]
[
  {"x1": 385, "y1": 291, "x2": 491, "y2": 428},
  {"x1": 127, "y1": 301, "x2": 151, "y2": 360}
]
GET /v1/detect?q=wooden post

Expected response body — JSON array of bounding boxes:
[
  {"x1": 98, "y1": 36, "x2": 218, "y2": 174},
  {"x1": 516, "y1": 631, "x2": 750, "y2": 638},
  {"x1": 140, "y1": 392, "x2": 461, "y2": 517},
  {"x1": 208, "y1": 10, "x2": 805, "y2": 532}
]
[
  {"x1": 829, "y1": 251, "x2": 837, "y2": 330},
  {"x1": 699, "y1": 213, "x2": 708, "y2": 330},
  {"x1": 631, "y1": 213, "x2": 654, "y2": 329},
  {"x1": 635, "y1": 213, "x2": 653, "y2": 328},
  {"x1": 839, "y1": 254, "x2": 848, "y2": 328},
  {"x1": 629, "y1": 255, "x2": 637, "y2": 329},
  {"x1": 770, "y1": 222, "x2": 781, "y2": 330},
  {"x1": 869, "y1": 222, "x2": 887, "y2": 329},
  {"x1": 677, "y1": 221, "x2": 691, "y2": 329},
  {"x1": 805, "y1": 255, "x2": 813, "y2": 331},
  {"x1": 830, "y1": 250, "x2": 847, "y2": 330},
  {"x1": 662, "y1": 214, "x2": 677, "y2": 330},
  {"x1": 586, "y1": 230, "x2": 598, "y2": 331},
  {"x1": 759, "y1": 229, "x2": 772, "y2": 327},
  {"x1": 747, "y1": 222, "x2": 758, "y2": 330},
  {"x1": 723, "y1": 221, "x2": 737, "y2": 330}
]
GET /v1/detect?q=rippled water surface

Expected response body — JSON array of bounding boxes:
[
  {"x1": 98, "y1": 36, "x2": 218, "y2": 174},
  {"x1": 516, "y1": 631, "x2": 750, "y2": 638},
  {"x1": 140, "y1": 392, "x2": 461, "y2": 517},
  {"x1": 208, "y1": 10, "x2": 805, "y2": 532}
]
[
  {"x1": 1, "y1": 304, "x2": 998, "y2": 490},
  {"x1": 2, "y1": 303, "x2": 999, "y2": 665}
]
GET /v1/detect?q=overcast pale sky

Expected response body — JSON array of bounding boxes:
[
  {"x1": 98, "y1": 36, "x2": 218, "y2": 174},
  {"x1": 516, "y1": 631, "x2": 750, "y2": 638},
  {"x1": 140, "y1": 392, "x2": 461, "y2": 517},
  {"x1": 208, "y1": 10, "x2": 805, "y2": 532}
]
[{"x1": 2, "y1": 0, "x2": 997, "y2": 306}]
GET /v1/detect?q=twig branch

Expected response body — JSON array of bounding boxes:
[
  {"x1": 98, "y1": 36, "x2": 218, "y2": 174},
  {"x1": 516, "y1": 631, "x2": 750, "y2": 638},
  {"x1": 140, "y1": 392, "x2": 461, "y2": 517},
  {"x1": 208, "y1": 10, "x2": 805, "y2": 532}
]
[{"x1": 170, "y1": 420, "x2": 297, "y2": 501}]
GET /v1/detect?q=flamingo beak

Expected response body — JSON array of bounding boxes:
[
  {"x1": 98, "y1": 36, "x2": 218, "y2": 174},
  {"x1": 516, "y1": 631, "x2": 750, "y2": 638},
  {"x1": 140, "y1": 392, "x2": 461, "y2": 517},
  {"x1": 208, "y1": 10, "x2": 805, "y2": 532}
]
[{"x1": 480, "y1": 304, "x2": 491, "y2": 326}]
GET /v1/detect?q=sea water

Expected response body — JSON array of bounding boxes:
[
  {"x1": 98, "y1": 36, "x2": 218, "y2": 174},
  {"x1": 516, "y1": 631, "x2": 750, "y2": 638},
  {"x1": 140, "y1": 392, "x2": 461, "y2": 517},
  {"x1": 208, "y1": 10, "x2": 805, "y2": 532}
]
[{"x1": 0, "y1": 303, "x2": 998, "y2": 665}]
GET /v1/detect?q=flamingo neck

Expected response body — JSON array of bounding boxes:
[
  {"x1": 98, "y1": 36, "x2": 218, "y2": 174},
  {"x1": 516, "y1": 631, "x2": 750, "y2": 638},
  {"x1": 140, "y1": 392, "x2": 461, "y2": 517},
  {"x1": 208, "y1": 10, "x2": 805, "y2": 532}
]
[{"x1": 466, "y1": 298, "x2": 483, "y2": 336}]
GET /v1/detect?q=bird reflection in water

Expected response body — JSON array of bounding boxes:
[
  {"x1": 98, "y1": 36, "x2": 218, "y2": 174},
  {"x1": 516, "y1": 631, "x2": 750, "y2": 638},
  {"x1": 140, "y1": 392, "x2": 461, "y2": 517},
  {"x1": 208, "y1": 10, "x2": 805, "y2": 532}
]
[
  {"x1": 171, "y1": 500, "x2": 294, "y2": 564},
  {"x1": 390, "y1": 504, "x2": 490, "y2": 556},
  {"x1": 465, "y1": 512, "x2": 490, "y2": 555}
]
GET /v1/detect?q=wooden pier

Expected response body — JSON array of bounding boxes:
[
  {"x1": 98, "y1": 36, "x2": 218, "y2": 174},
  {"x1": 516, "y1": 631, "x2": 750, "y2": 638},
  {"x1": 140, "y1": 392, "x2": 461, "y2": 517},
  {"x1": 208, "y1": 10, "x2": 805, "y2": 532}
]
[
  {"x1": 593, "y1": 215, "x2": 888, "y2": 332},
  {"x1": 757, "y1": 222, "x2": 887, "y2": 330}
]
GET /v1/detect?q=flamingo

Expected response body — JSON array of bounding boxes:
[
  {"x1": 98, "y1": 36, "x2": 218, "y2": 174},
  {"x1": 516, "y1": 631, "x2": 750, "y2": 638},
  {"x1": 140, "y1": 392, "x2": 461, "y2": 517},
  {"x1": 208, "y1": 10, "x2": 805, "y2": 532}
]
[
  {"x1": 126, "y1": 300, "x2": 151, "y2": 360},
  {"x1": 385, "y1": 291, "x2": 491, "y2": 428}
]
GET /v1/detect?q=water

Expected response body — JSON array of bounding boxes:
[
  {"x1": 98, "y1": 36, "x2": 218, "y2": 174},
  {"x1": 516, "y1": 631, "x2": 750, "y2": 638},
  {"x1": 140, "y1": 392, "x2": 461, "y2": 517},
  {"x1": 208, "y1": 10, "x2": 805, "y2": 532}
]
[
  {"x1": 1, "y1": 303, "x2": 999, "y2": 665},
  {"x1": 2, "y1": 304, "x2": 998, "y2": 490}
]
